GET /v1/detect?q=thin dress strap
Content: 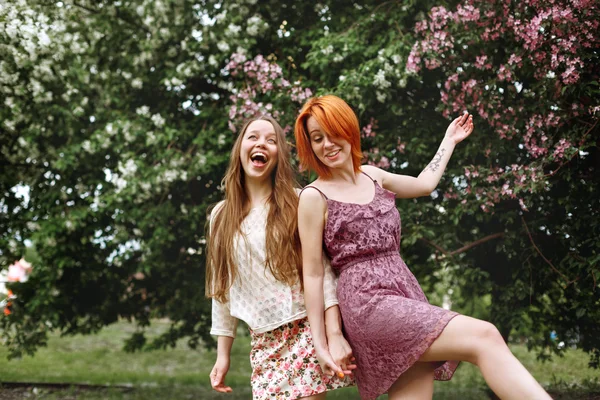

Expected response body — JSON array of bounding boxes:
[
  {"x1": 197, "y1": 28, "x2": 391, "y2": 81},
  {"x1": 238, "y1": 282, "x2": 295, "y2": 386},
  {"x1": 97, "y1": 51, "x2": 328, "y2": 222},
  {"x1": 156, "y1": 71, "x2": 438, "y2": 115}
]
[
  {"x1": 299, "y1": 185, "x2": 329, "y2": 200},
  {"x1": 361, "y1": 170, "x2": 377, "y2": 183}
]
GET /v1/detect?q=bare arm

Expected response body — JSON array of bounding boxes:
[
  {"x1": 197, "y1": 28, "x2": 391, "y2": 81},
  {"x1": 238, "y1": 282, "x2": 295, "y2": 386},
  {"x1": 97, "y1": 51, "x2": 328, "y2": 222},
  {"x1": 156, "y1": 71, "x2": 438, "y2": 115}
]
[
  {"x1": 325, "y1": 305, "x2": 344, "y2": 337},
  {"x1": 325, "y1": 305, "x2": 356, "y2": 375},
  {"x1": 210, "y1": 336, "x2": 234, "y2": 393},
  {"x1": 298, "y1": 188, "x2": 344, "y2": 377},
  {"x1": 363, "y1": 113, "x2": 474, "y2": 198}
]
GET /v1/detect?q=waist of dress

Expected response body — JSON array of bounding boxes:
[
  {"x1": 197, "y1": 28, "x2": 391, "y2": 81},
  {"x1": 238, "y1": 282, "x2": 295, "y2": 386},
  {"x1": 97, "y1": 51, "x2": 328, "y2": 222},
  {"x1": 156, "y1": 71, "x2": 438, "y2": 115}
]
[{"x1": 336, "y1": 250, "x2": 399, "y2": 272}]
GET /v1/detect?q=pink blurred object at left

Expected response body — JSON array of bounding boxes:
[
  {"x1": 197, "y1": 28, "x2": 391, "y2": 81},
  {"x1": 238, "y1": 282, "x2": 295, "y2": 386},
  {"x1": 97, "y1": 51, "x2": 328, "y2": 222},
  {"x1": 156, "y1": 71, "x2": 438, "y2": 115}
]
[{"x1": 7, "y1": 258, "x2": 32, "y2": 283}]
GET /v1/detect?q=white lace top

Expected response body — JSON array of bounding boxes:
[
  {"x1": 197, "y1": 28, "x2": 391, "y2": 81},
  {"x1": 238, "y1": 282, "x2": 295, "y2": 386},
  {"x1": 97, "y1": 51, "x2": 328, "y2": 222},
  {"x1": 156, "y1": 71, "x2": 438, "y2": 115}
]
[{"x1": 209, "y1": 203, "x2": 339, "y2": 337}]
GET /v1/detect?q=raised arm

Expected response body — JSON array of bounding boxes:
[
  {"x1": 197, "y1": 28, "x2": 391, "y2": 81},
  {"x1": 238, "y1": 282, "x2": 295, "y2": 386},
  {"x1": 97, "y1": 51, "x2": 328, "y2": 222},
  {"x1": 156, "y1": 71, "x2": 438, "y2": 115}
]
[
  {"x1": 363, "y1": 112, "x2": 474, "y2": 199},
  {"x1": 298, "y1": 188, "x2": 344, "y2": 377}
]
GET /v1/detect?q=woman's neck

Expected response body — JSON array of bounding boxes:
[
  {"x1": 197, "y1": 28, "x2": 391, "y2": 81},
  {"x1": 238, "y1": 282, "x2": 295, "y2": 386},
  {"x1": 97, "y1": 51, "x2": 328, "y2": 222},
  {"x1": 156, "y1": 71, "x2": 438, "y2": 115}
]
[
  {"x1": 323, "y1": 164, "x2": 360, "y2": 185},
  {"x1": 245, "y1": 178, "x2": 273, "y2": 209}
]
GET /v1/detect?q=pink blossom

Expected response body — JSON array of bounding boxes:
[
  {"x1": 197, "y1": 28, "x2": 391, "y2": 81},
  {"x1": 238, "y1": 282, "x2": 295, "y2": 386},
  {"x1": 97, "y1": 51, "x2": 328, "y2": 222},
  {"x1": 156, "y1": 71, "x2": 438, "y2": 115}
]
[
  {"x1": 406, "y1": 43, "x2": 421, "y2": 73},
  {"x1": 475, "y1": 55, "x2": 492, "y2": 70},
  {"x1": 376, "y1": 156, "x2": 390, "y2": 169},
  {"x1": 497, "y1": 64, "x2": 512, "y2": 81},
  {"x1": 519, "y1": 198, "x2": 529, "y2": 211},
  {"x1": 455, "y1": 4, "x2": 480, "y2": 22},
  {"x1": 7, "y1": 259, "x2": 32, "y2": 283},
  {"x1": 552, "y1": 138, "x2": 572, "y2": 159},
  {"x1": 396, "y1": 140, "x2": 406, "y2": 153},
  {"x1": 507, "y1": 54, "x2": 522, "y2": 66}
]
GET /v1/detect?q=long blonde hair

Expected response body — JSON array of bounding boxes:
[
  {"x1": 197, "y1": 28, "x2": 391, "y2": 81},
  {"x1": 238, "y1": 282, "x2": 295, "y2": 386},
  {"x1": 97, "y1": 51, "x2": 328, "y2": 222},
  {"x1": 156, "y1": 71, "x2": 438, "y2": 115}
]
[{"x1": 205, "y1": 116, "x2": 302, "y2": 302}]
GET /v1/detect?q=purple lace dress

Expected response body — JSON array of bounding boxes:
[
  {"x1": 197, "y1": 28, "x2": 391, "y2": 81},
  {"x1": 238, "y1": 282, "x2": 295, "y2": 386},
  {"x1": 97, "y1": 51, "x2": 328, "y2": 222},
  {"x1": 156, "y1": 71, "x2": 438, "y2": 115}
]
[{"x1": 304, "y1": 174, "x2": 459, "y2": 400}]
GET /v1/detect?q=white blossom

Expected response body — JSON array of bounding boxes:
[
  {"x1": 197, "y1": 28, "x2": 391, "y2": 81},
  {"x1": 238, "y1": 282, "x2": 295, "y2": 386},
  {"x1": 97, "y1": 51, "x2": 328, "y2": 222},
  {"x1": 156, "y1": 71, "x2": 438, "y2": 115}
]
[
  {"x1": 169, "y1": 77, "x2": 183, "y2": 86},
  {"x1": 246, "y1": 15, "x2": 267, "y2": 36},
  {"x1": 131, "y1": 78, "x2": 143, "y2": 88},
  {"x1": 163, "y1": 170, "x2": 178, "y2": 183},
  {"x1": 82, "y1": 140, "x2": 93, "y2": 153},
  {"x1": 321, "y1": 45, "x2": 334, "y2": 55},
  {"x1": 136, "y1": 106, "x2": 150, "y2": 116},
  {"x1": 226, "y1": 23, "x2": 242, "y2": 35},
  {"x1": 373, "y1": 69, "x2": 391, "y2": 89},
  {"x1": 146, "y1": 131, "x2": 157, "y2": 145},
  {"x1": 217, "y1": 41, "x2": 230, "y2": 52},
  {"x1": 118, "y1": 159, "x2": 138, "y2": 177},
  {"x1": 151, "y1": 113, "x2": 165, "y2": 127}
]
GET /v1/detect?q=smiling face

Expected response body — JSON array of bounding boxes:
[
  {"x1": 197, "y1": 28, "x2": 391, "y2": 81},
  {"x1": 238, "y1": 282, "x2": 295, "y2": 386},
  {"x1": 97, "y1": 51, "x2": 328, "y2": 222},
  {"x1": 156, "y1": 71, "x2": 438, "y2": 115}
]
[
  {"x1": 306, "y1": 116, "x2": 352, "y2": 170},
  {"x1": 239, "y1": 119, "x2": 279, "y2": 182}
]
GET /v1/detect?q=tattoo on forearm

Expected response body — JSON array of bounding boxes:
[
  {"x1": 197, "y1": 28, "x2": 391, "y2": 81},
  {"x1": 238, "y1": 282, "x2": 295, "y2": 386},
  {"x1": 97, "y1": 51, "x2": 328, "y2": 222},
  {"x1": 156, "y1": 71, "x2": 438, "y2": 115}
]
[{"x1": 424, "y1": 148, "x2": 446, "y2": 172}]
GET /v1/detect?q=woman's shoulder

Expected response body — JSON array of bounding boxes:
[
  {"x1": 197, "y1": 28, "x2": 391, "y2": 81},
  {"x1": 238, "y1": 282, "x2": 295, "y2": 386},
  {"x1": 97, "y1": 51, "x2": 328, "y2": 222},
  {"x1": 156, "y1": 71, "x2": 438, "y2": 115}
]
[
  {"x1": 360, "y1": 164, "x2": 382, "y2": 176},
  {"x1": 298, "y1": 182, "x2": 329, "y2": 207},
  {"x1": 360, "y1": 165, "x2": 385, "y2": 183},
  {"x1": 209, "y1": 200, "x2": 226, "y2": 219}
]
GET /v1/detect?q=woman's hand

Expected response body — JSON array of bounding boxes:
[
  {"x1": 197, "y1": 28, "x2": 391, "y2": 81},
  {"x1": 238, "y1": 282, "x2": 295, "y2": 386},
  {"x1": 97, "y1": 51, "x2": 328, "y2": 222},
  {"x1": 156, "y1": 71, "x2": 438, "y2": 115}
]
[
  {"x1": 210, "y1": 357, "x2": 233, "y2": 393},
  {"x1": 315, "y1": 346, "x2": 346, "y2": 378},
  {"x1": 327, "y1": 333, "x2": 357, "y2": 376},
  {"x1": 445, "y1": 112, "x2": 474, "y2": 145}
]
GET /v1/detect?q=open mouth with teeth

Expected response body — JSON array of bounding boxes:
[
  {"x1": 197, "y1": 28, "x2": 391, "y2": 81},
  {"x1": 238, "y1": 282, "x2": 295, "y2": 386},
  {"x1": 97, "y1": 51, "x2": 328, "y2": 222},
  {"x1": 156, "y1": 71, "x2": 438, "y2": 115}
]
[
  {"x1": 250, "y1": 152, "x2": 269, "y2": 167},
  {"x1": 326, "y1": 150, "x2": 340, "y2": 159}
]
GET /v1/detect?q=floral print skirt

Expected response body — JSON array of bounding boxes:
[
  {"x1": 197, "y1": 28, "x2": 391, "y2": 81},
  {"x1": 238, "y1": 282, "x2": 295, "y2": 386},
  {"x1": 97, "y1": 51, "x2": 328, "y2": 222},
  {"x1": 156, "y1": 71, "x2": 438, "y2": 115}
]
[{"x1": 249, "y1": 317, "x2": 354, "y2": 399}]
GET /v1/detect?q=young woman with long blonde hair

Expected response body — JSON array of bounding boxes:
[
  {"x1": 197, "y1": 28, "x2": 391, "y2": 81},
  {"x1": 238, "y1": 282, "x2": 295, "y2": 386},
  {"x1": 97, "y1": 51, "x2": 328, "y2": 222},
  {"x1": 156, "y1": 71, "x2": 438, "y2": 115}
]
[{"x1": 206, "y1": 115, "x2": 354, "y2": 400}]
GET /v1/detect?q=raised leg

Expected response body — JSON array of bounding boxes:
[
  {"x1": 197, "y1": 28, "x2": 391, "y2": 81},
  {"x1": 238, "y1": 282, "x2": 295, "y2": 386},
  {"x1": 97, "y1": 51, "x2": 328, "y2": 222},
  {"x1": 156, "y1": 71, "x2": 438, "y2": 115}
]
[{"x1": 419, "y1": 315, "x2": 551, "y2": 400}]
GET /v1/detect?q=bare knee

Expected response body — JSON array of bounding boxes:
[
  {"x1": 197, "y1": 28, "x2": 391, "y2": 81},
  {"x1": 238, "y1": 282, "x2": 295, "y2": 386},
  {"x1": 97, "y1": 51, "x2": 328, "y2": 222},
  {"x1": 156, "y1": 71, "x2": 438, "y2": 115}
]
[{"x1": 471, "y1": 321, "x2": 508, "y2": 362}]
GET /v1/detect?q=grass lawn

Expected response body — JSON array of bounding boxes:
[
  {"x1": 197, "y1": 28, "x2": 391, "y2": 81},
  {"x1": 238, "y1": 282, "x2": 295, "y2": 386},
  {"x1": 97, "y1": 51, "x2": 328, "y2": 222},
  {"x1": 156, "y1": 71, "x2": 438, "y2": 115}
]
[{"x1": 1, "y1": 320, "x2": 598, "y2": 399}]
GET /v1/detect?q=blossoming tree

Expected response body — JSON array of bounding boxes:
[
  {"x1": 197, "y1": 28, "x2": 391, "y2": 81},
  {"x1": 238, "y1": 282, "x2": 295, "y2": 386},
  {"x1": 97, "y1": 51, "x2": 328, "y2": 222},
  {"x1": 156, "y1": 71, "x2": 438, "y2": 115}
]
[{"x1": 1, "y1": 0, "x2": 598, "y2": 369}]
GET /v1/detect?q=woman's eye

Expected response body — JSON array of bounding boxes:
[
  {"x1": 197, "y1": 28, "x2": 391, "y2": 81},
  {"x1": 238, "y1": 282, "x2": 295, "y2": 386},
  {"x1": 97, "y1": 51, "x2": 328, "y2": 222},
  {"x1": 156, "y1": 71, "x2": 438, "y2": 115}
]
[
  {"x1": 248, "y1": 135, "x2": 257, "y2": 139},
  {"x1": 268, "y1": 139, "x2": 276, "y2": 144}
]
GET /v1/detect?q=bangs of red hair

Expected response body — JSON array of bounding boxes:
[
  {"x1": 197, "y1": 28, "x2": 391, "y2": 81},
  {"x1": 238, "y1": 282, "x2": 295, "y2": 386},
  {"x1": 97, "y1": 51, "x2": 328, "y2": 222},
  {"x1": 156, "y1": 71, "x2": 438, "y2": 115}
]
[{"x1": 294, "y1": 95, "x2": 362, "y2": 179}]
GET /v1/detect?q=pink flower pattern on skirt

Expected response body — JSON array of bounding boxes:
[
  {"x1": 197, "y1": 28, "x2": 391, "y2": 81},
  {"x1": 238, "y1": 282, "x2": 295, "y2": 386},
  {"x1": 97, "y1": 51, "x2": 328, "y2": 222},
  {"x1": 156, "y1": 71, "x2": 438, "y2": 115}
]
[{"x1": 250, "y1": 317, "x2": 354, "y2": 399}]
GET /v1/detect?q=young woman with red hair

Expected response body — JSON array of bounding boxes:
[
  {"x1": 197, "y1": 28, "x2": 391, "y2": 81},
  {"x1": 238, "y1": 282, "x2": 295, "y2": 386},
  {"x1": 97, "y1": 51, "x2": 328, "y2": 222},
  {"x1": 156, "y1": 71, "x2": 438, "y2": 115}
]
[
  {"x1": 295, "y1": 95, "x2": 551, "y2": 400},
  {"x1": 206, "y1": 115, "x2": 355, "y2": 400}
]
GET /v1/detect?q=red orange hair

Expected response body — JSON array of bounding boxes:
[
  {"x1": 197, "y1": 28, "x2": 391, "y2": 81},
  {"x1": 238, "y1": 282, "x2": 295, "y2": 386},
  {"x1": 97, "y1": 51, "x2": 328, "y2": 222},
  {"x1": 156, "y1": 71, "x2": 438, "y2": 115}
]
[{"x1": 294, "y1": 95, "x2": 362, "y2": 179}]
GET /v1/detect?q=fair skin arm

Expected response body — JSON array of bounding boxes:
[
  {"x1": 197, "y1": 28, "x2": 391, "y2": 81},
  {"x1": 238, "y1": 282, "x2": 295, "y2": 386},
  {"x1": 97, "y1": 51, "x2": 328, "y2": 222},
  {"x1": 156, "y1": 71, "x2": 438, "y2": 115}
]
[
  {"x1": 325, "y1": 305, "x2": 356, "y2": 375},
  {"x1": 363, "y1": 113, "x2": 474, "y2": 198},
  {"x1": 210, "y1": 336, "x2": 234, "y2": 393},
  {"x1": 298, "y1": 189, "x2": 345, "y2": 377}
]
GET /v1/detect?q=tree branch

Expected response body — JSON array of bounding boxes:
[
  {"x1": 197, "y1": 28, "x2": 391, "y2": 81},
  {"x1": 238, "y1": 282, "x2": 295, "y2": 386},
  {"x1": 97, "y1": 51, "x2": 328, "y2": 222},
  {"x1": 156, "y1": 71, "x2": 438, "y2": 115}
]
[
  {"x1": 448, "y1": 232, "x2": 505, "y2": 255},
  {"x1": 521, "y1": 216, "x2": 569, "y2": 283},
  {"x1": 419, "y1": 232, "x2": 505, "y2": 256}
]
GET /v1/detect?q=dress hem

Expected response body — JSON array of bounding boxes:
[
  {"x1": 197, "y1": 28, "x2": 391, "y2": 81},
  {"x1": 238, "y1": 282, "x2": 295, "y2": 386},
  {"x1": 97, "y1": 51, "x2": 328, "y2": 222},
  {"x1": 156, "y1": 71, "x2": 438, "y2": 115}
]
[{"x1": 358, "y1": 312, "x2": 460, "y2": 400}]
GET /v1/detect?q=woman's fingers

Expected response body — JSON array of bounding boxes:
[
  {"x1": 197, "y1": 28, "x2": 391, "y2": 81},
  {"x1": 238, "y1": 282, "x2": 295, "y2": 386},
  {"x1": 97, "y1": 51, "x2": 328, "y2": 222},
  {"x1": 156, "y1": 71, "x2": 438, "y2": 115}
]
[{"x1": 210, "y1": 369, "x2": 232, "y2": 393}]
